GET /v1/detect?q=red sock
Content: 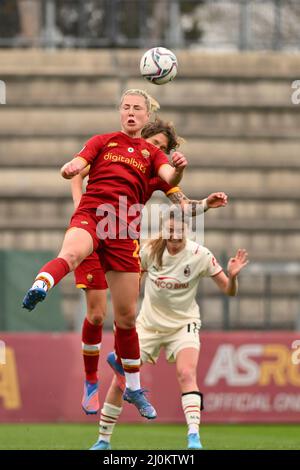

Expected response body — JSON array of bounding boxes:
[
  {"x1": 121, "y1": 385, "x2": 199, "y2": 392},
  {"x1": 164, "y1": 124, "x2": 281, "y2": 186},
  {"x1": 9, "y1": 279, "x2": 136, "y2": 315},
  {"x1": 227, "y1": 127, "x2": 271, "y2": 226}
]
[
  {"x1": 115, "y1": 325, "x2": 140, "y2": 373},
  {"x1": 35, "y1": 257, "x2": 70, "y2": 289},
  {"x1": 82, "y1": 317, "x2": 102, "y2": 383}
]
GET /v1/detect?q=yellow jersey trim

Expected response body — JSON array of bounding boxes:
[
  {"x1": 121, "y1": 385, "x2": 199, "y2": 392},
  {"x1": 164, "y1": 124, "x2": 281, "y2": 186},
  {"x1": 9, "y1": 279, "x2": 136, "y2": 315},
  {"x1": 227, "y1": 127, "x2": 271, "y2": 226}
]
[
  {"x1": 166, "y1": 186, "x2": 180, "y2": 196},
  {"x1": 75, "y1": 156, "x2": 89, "y2": 165}
]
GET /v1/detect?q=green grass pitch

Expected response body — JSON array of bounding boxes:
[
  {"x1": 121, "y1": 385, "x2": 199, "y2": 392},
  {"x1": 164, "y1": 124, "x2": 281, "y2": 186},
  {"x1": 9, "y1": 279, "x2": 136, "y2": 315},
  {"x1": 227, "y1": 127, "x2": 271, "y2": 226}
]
[{"x1": 0, "y1": 423, "x2": 299, "y2": 450}]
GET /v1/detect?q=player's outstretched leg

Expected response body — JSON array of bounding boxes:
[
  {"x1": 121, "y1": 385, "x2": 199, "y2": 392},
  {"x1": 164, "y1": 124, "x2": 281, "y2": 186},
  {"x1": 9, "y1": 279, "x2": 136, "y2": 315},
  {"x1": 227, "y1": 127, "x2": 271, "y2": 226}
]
[
  {"x1": 23, "y1": 229, "x2": 93, "y2": 311},
  {"x1": 22, "y1": 258, "x2": 70, "y2": 311}
]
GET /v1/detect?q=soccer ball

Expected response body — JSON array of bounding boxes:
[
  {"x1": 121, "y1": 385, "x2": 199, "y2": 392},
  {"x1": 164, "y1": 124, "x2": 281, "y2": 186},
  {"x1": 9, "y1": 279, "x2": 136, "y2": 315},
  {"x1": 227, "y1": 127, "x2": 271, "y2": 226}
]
[{"x1": 140, "y1": 47, "x2": 178, "y2": 85}]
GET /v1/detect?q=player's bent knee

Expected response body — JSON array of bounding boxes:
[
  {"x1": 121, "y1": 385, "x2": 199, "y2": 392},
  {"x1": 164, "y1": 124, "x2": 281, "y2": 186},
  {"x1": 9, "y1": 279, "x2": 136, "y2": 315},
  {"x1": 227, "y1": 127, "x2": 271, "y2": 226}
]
[{"x1": 177, "y1": 368, "x2": 197, "y2": 387}]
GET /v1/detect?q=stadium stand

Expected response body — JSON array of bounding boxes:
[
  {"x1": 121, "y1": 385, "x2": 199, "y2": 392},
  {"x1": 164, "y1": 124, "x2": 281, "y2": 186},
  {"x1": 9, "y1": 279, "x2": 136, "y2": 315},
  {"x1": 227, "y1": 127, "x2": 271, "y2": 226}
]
[{"x1": 0, "y1": 49, "x2": 300, "y2": 329}]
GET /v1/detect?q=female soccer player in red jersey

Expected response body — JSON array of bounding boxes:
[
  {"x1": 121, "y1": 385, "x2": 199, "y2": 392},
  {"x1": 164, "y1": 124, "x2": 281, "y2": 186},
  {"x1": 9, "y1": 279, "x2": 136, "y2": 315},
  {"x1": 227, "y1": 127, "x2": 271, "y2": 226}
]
[
  {"x1": 72, "y1": 118, "x2": 227, "y2": 414},
  {"x1": 22, "y1": 90, "x2": 187, "y2": 419}
]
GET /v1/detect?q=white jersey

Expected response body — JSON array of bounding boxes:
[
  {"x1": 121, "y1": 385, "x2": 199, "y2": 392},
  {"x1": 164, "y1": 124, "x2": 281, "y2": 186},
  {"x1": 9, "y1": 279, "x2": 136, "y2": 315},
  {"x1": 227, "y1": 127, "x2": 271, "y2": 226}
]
[{"x1": 138, "y1": 239, "x2": 223, "y2": 332}]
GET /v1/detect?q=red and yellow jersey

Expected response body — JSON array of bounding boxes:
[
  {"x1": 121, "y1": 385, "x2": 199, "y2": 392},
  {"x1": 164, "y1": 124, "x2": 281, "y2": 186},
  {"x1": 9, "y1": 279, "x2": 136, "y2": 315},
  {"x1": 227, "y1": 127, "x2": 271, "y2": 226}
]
[{"x1": 76, "y1": 132, "x2": 169, "y2": 213}]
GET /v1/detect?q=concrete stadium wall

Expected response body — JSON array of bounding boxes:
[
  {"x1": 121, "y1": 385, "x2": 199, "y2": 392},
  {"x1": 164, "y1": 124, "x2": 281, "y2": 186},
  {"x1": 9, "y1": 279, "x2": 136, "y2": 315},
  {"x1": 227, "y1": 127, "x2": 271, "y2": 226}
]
[{"x1": 0, "y1": 49, "x2": 300, "y2": 329}]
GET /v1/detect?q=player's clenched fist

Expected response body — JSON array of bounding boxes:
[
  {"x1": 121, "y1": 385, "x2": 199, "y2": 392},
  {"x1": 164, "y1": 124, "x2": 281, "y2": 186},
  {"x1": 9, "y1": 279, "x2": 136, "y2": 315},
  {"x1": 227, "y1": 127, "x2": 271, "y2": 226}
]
[
  {"x1": 61, "y1": 157, "x2": 87, "y2": 179},
  {"x1": 172, "y1": 151, "x2": 187, "y2": 171},
  {"x1": 207, "y1": 192, "x2": 228, "y2": 209}
]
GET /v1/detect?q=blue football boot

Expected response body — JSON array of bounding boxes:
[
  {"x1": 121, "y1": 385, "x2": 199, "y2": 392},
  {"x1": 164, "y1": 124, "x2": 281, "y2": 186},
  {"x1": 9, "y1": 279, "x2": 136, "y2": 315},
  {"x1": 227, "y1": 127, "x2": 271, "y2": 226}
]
[
  {"x1": 90, "y1": 439, "x2": 111, "y2": 450},
  {"x1": 22, "y1": 287, "x2": 47, "y2": 311},
  {"x1": 187, "y1": 433, "x2": 203, "y2": 450},
  {"x1": 123, "y1": 387, "x2": 157, "y2": 419},
  {"x1": 82, "y1": 380, "x2": 99, "y2": 415}
]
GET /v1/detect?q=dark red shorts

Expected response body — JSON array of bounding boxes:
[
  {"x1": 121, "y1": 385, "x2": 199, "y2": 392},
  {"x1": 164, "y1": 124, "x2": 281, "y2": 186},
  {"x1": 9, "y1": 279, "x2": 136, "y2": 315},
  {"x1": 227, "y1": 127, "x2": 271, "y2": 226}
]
[
  {"x1": 69, "y1": 209, "x2": 140, "y2": 273},
  {"x1": 74, "y1": 252, "x2": 107, "y2": 290}
]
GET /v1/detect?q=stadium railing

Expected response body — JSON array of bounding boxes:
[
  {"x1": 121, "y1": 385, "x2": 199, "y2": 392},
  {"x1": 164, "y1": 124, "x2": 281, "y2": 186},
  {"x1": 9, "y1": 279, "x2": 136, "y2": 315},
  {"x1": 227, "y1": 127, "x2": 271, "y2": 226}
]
[{"x1": 0, "y1": 0, "x2": 299, "y2": 50}]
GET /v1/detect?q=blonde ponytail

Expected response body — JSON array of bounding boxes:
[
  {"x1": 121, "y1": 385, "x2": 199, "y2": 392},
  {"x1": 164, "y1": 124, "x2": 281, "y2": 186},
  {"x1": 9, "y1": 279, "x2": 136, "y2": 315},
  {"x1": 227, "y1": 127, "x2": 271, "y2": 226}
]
[{"x1": 148, "y1": 95, "x2": 160, "y2": 113}]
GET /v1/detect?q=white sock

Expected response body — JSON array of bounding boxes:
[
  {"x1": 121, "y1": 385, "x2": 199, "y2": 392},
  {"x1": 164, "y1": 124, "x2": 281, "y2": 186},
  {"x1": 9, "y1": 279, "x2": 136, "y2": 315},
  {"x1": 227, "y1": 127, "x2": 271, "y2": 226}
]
[
  {"x1": 99, "y1": 402, "x2": 122, "y2": 443},
  {"x1": 32, "y1": 272, "x2": 54, "y2": 292},
  {"x1": 181, "y1": 392, "x2": 201, "y2": 436},
  {"x1": 120, "y1": 357, "x2": 141, "y2": 390},
  {"x1": 188, "y1": 424, "x2": 199, "y2": 435},
  {"x1": 124, "y1": 372, "x2": 140, "y2": 391}
]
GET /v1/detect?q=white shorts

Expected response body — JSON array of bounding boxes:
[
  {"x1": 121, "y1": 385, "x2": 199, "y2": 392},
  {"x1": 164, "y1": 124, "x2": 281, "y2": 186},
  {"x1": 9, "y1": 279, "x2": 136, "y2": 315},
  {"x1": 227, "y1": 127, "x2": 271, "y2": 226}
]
[{"x1": 136, "y1": 321, "x2": 201, "y2": 364}]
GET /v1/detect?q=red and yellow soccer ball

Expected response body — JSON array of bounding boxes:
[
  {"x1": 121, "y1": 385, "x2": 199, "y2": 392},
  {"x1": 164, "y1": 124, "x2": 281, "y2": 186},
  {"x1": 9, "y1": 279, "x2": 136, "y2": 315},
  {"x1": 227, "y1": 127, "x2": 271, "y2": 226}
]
[{"x1": 140, "y1": 47, "x2": 178, "y2": 85}]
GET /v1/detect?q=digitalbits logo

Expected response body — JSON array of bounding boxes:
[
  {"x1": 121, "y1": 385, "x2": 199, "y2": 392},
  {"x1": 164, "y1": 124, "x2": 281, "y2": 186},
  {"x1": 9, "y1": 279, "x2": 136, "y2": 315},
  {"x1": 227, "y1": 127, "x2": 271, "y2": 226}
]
[
  {"x1": 0, "y1": 340, "x2": 6, "y2": 365},
  {"x1": 0, "y1": 80, "x2": 6, "y2": 104}
]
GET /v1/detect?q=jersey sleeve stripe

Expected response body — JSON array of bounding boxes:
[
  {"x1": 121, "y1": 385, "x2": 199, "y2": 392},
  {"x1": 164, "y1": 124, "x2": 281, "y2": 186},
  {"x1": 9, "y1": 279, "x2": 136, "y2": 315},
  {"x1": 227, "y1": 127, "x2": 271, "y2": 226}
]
[{"x1": 74, "y1": 156, "x2": 89, "y2": 165}]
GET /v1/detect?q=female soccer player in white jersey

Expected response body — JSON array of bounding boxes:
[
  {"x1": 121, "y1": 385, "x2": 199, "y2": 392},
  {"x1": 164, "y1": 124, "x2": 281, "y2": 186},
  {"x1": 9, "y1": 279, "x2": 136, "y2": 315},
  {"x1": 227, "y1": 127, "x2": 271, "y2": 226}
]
[{"x1": 90, "y1": 212, "x2": 248, "y2": 451}]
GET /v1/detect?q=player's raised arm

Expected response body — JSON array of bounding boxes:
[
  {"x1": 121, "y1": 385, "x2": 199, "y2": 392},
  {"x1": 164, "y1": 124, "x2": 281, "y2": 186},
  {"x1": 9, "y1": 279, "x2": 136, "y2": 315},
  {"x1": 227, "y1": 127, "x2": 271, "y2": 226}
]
[
  {"x1": 167, "y1": 191, "x2": 228, "y2": 216},
  {"x1": 158, "y1": 151, "x2": 187, "y2": 186},
  {"x1": 212, "y1": 249, "x2": 249, "y2": 296},
  {"x1": 62, "y1": 134, "x2": 105, "y2": 180}
]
